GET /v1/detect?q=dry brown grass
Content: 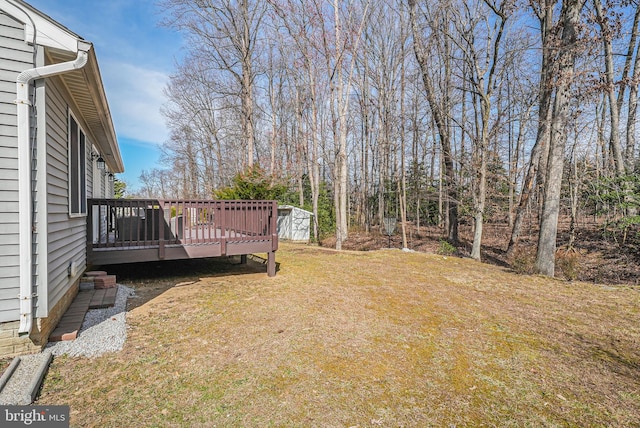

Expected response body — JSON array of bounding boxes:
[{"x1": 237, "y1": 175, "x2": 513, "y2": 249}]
[
  {"x1": 0, "y1": 358, "x2": 11, "y2": 377},
  {"x1": 37, "y1": 244, "x2": 640, "y2": 427}
]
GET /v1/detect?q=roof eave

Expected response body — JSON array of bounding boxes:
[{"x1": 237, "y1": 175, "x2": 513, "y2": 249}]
[
  {"x1": 3, "y1": 0, "x2": 124, "y2": 173},
  {"x1": 82, "y1": 48, "x2": 123, "y2": 173}
]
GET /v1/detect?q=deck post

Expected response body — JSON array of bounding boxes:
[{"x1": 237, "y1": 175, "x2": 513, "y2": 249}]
[
  {"x1": 158, "y1": 200, "x2": 165, "y2": 259},
  {"x1": 267, "y1": 251, "x2": 276, "y2": 277},
  {"x1": 220, "y1": 200, "x2": 227, "y2": 256},
  {"x1": 267, "y1": 200, "x2": 278, "y2": 277}
]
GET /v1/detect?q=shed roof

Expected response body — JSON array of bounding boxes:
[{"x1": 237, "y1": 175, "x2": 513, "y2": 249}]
[{"x1": 278, "y1": 205, "x2": 314, "y2": 215}]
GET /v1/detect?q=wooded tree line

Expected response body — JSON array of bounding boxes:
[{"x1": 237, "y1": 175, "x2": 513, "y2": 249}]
[{"x1": 136, "y1": 0, "x2": 640, "y2": 276}]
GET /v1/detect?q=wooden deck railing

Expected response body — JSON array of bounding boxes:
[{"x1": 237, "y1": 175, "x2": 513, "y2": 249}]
[{"x1": 87, "y1": 199, "x2": 279, "y2": 276}]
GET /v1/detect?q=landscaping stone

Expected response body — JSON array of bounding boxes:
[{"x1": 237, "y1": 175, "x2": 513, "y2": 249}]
[
  {"x1": 89, "y1": 286, "x2": 118, "y2": 309},
  {"x1": 79, "y1": 277, "x2": 95, "y2": 291},
  {"x1": 94, "y1": 275, "x2": 117, "y2": 289},
  {"x1": 85, "y1": 271, "x2": 107, "y2": 277},
  {"x1": 49, "y1": 284, "x2": 120, "y2": 342}
]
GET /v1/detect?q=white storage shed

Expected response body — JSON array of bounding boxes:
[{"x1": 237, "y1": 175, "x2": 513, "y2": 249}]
[{"x1": 277, "y1": 206, "x2": 313, "y2": 242}]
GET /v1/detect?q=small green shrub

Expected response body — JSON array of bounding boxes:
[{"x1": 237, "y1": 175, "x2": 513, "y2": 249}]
[
  {"x1": 214, "y1": 165, "x2": 288, "y2": 201},
  {"x1": 437, "y1": 240, "x2": 457, "y2": 256}
]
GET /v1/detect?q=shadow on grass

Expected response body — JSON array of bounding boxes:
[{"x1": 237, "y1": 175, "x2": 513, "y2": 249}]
[{"x1": 93, "y1": 256, "x2": 277, "y2": 311}]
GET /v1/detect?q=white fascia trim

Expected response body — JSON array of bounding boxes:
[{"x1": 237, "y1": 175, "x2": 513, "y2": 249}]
[{"x1": 1, "y1": 0, "x2": 82, "y2": 52}]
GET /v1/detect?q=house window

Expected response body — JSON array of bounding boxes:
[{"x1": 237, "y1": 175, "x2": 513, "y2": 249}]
[{"x1": 69, "y1": 113, "x2": 87, "y2": 216}]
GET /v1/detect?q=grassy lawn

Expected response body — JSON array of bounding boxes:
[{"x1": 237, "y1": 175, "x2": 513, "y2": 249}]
[{"x1": 38, "y1": 244, "x2": 640, "y2": 427}]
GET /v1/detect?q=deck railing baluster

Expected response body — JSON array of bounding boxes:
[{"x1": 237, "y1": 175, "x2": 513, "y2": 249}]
[{"x1": 196, "y1": 201, "x2": 201, "y2": 244}]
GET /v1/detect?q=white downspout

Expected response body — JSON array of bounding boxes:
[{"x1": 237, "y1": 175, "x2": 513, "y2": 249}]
[{"x1": 16, "y1": 49, "x2": 89, "y2": 335}]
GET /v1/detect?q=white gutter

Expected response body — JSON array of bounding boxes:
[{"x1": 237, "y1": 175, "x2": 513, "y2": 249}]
[{"x1": 16, "y1": 49, "x2": 89, "y2": 335}]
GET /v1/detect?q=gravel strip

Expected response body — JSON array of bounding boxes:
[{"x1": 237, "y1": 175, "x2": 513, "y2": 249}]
[
  {"x1": 0, "y1": 352, "x2": 51, "y2": 405},
  {"x1": 0, "y1": 285, "x2": 134, "y2": 405},
  {"x1": 46, "y1": 285, "x2": 134, "y2": 357},
  {"x1": 0, "y1": 356, "x2": 20, "y2": 392}
]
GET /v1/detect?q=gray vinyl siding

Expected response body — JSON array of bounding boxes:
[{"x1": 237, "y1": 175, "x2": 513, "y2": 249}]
[
  {"x1": 101, "y1": 168, "x2": 106, "y2": 197},
  {"x1": 87, "y1": 151, "x2": 93, "y2": 199},
  {"x1": 45, "y1": 78, "x2": 87, "y2": 310},
  {"x1": 90, "y1": 152, "x2": 111, "y2": 198},
  {"x1": 0, "y1": 12, "x2": 34, "y2": 323}
]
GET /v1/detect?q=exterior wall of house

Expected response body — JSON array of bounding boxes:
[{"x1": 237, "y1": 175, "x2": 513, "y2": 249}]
[
  {"x1": 44, "y1": 76, "x2": 89, "y2": 312},
  {"x1": 88, "y1": 145, "x2": 114, "y2": 199},
  {"x1": 0, "y1": 11, "x2": 34, "y2": 324},
  {"x1": 0, "y1": 11, "x2": 46, "y2": 357},
  {"x1": 87, "y1": 147, "x2": 94, "y2": 199},
  {"x1": 95, "y1": 170, "x2": 105, "y2": 198},
  {"x1": 33, "y1": 52, "x2": 46, "y2": 318},
  {"x1": 0, "y1": 6, "x2": 118, "y2": 357}
]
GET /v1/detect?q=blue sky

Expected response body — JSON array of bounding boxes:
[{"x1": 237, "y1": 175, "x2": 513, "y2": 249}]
[{"x1": 27, "y1": 0, "x2": 183, "y2": 193}]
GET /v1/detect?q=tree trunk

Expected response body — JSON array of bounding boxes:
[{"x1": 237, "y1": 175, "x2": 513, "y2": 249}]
[
  {"x1": 468, "y1": 4, "x2": 507, "y2": 261},
  {"x1": 471, "y1": 101, "x2": 489, "y2": 260},
  {"x1": 240, "y1": 0, "x2": 255, "y2": 168},
  {"x1": 536, "y1": 0, "x2": 583, "y2": 277},
  {"x1": 333, "y1": 0, "x2": 348, "y2": 250},
  {"x1": 627, "y1": 46, "x2": 640, "y2": 168},
  {"x1": 400, "y1": 36, "x2": 408, "y2": 250},
  {"x1": 506, "y1": 0, "x2": 554, "y2": 258},
  {"x1": 269, "y1": 58, "x2": 278, "y2": 176},
  {"x1": 309, "y1": 77, "x2": 321, "y2": 242},
  {"x1": 594, "y1": 0, "x2": 625, "y2": 176}
]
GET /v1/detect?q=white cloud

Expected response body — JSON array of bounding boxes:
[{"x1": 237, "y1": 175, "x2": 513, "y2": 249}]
[{"x1": 101, "y1": 61, "x2": 170, "y2": 145}]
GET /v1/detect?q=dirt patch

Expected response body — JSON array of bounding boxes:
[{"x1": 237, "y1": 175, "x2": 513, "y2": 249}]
[
  {"x1": 323, "y1": 218, "x2": 640, "y2": 285},
  {"x1": 97, "y1": 256, "x2": 265, "y2": 311},
  {"x1": 37, "y1": 244, "x2": 640, "y2": 426}
]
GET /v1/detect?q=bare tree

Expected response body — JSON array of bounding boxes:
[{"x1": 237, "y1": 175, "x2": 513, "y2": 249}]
[
  {"x1": 506, "y1": 0, "x2": 557, "y2": 258},
  {"x1": 332, "y1": 0, "x2": 370, "y2": 249},
  {"x1": 160, "y1": 0, "x2": 267, "y2": 168},
  {"x1": 626, "y1": 4, "x2": 640, "y2": 169},
  {"x1": 268, "y1": 0, "x2": 333, "y2": 241},
  {"x1": 409, "y1": 0, "x2": 460, "y2": 243},
  {"x1": 593, "y1": 0, "x2": 625, "y2": 175},
  {"x1": 162, "y1": 49, "x2": 265, "y2": 195},
  {"x1": 453, "y1": 0, "x2": 511, "y2": 260},
  {"x1": 592, "y1": 0, "x2": 640, "y2": 218},
  {"x1": 536, "y1": 0, "x2": 585, "y2": 276},
  {"x1": 151, "y1": 0, "x2": 636, "y2": 275}
]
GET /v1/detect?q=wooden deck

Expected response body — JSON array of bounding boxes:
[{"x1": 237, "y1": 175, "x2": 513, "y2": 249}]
[{"x1": 87, "y1": 199, "x2": 279, "y2": 276}]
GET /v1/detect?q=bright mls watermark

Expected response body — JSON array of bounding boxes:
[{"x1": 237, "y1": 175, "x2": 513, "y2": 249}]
[{"x1": 0, "y1": 406, "x2": 69, "y2": 427}]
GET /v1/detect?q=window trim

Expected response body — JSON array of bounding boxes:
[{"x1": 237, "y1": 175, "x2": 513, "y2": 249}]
[{"x1": 68, "y1": 110, "x2": 87, "y2": 217}]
